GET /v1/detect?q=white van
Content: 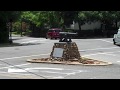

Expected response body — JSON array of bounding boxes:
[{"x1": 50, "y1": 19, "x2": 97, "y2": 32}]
[{"x1": 113, "y1": 29, "x2": 120, "y2": 45}]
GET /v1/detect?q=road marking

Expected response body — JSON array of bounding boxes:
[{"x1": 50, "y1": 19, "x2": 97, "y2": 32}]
[
  {"x1": 96, "y1": 39, "x2": 113, "y2": 43},
  {"x1": 40, "y1": 71, "x2": 77, "y2": 75},
  {"x1": 8, "y1": 67, "x2": 64, "y2": 73},
  {"x1": 8, "y1": 68, "x2": 27, "y2": 72},
  {"x1": 0, "y1": 71, "x2": 43, "y2": 79},
  {"x1": 79, "y1": 47, "x2": 119, "y2": 52},
  {"x1": 0, "y1": 63, "x2": 31, "y2": 69},
  {"x1": 0, "y1": 53, "x2": 50, "y2": 61},
  {"x1": 7, "y1": 67, "x2": 88, "y2": 79},
  {"x1": 83, "y1": 51, "x2": 120, "y2": 57},
  {"x1": 20, "y1": 39, "x2": 47, "y2": 44},
  {"x1": 39, "y1": 75, "x2": 63, "y2": 79},
  {"x1": 26, "y1": 67, "x2": 64, "y2": 70},
  {"x1": 89, "y1": 77, "x2": 97, "y2": 79},
  {"x1": 103, "y1": 53, "x2": 117, "y2": 56}
]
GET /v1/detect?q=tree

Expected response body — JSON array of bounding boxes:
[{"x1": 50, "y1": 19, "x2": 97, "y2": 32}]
[
  {"x1": 20, "y1": 11, "x2": 64, "y2": 36},
  {"x1": 18, "y1": 11, "x2": 120, "y2": 37},
  {"x1": 96, "y1": 11, "x2": 120, "y2": 37},
  {"x1": 0, "y1": 11, "x2": 21, "y2": 43},
  {"x1": 57, "y1": 11, "x2": 78, "y2": 30},
  {"x1": 74, "y1": 11, "x2": 99, "y2": 30},
  {"x1": 73, "y1": 11, "x2": 120, "y2": 37}
]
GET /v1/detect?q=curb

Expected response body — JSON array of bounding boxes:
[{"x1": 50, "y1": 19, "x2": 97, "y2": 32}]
[{"x1": 27, "y1": 58, "x2": 112, "y2": 66}]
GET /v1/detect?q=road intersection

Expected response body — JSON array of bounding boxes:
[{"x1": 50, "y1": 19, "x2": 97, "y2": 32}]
[{"x1": 0, "y1": 35, "x2": 120, "y2": 79}]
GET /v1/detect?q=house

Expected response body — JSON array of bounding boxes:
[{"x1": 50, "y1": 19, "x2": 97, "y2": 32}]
[
  {"x1": 70, "y1": 21, "x2": 101, "y2": 30},
  {"x1": 69, "y1": 21, "x2": 120, "y2": 37}
]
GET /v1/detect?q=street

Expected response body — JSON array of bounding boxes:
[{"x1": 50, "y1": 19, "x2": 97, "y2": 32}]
[{"x1": 0, "y1": 35, "x2": 120, "y2": 79}]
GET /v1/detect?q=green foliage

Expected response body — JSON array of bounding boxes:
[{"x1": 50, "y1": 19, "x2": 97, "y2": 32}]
[
  {"x1": 13, "y1": 22, "x2": 21, "y2": 34},
  {"x1": 21, "y1": 11, "x2": 64, "y2": 28},
  {"x1": 0, "y1": 11, "x2": 21, "y2": 43},
  {"x1": 19, "y1": 11, "x2": 120, "y2": 37},
  {"x1": 1, "y1": 11, "x2": 120, "y2": 42}
]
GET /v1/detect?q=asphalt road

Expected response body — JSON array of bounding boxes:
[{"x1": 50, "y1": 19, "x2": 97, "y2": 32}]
[{"x1": 0, "y1": 35, "x2": 120, "y2": 79}]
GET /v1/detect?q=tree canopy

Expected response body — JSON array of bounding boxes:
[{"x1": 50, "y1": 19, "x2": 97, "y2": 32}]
[
  {"x1": 1, "y1": 11, "x2": 120, "y2": 43},
  {"x1": 0, "y1": 11, "x2": 21, "y2": 43}
]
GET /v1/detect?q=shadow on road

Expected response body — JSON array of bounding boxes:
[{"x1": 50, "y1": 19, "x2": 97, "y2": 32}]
[{"x1": 0, "y1": 42, "x2": 42, "y2": 48}]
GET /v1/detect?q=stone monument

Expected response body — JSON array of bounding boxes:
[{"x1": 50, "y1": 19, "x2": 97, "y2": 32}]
[{"x1": 50, "y1": 32, "x2": 82, "y2": 62}]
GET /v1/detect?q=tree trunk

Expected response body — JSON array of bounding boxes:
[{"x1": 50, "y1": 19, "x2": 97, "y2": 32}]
[
  {"x1": 78, "y1": 22, "x2": 81, "y2": 31},
  {"x1": 115, "y1": 20, "x2": 118, "y2": 28},
  {"x1": 62, "y1": 25, "x2": 66, "y2": 31},
  {"x1": 78, "y1": 21, "x2": 81, "y2": 37},
  {"x1": 0, "y1": 20, "x2": 9, "y2": 43},
  {"x1": 21, "y1": 21, "x2": 22, "y2": 37}
]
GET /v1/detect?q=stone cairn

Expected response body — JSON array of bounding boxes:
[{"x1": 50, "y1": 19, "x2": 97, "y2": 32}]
[{"x1": 50, "y1": 42, "x2": 83, "y2": 62}]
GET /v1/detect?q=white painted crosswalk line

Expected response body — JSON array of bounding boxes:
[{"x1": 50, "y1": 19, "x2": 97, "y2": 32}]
[
  {"x1": 19, "y1": 39, "x2": 48, "y2": 44},
  {"x1": 7, "y1": 67, "x2": 88, "y2": 79},
  {"x1": 21, "y1": 39, "x2": 47, "y2": 44}
]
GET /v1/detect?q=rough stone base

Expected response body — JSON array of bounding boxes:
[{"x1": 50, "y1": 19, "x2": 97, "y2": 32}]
[
  {"x1": 27, "y1": 57, "x2": 112, "y2": 66},
  {"x1": 50, "y1": 42, "x2": 81, "y2": 61}
]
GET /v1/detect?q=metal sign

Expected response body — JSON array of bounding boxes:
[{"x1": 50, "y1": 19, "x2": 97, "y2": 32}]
[{"x1": 53, "y1": 48, "x2": 64, "y2": 58}]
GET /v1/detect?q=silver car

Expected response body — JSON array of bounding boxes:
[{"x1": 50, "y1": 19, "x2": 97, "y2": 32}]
[{"x1": 113, "y1": 29, "x2": 120, "y2": 45}]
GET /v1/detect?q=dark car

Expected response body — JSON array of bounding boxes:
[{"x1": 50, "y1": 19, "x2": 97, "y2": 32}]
[{"x1": 46, "y1": 28, "x2": 62, "y2": 39}]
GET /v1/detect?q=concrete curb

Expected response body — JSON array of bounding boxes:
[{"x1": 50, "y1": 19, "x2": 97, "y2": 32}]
[{"x1": 27, "y1": 58, "x2": 112, "y2": 66}]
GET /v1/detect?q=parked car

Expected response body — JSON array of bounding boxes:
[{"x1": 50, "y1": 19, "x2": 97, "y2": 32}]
[
  {"x1": 113, "y1": 29, "x2": 120, "y2": 45},
  {"x1": 46, "y1": 28, "x2": 62, "y2": 39}
]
